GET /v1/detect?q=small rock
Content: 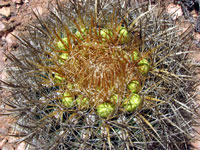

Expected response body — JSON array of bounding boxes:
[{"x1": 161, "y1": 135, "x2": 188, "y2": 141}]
[
  {"x1": 0, "y1": 21, "x2": 6, "y2": 31},
  {"x1": 190, "y1": 45, "x2": 200, "y2": 60},
  {"x1": 0, "y1": 1, "x2": 10, "y2": 7},
  {"x1": 176, "y1": 21, "x2": 191, "y2": 36},
  {"x1": 0, "y1": 117, "x2": 12, "y2": 136},
  {"x1": 0, "y1": 138, "x2": 7, "y2": 149},
  {"x1": 32, "y1": 6, "x2": 44, "y2": 16},
  {"x1": 0, "y1": 69, "x2": 8, "y2": 82},
  {"x1": 12, "y1": 0, "x2": 22, "y2": 4},
  {"x1": 6, "y1": 33, "x2": 14, "y2": 45},
  {"x1": 0, "y1": 127, "x2": 8, "y2": 136},
  {"x1": 194, "y1": 33, "x2": 200, "y2": 41},
  {"x1": 191, "y1": 10, "x2": 198, "y2": 19},
  {"x1": 2, "y1": 144, "x2": 14, "y2": 150},
  {"x1": 0, "y1": 7, "x2": 11, "y2": 17},
  {"x1": 191, "y1": 126, "x2": 200, "y2": 150},
  {"x1": 15, "y1": 142, "x2": 26, "y2": 150},
  {"x1": 24, "y1": 0, "x2": 29, "y2": 3},
  {"x1": 8, "y1": 136, "x2": 18, "y2": 144},
  {"x1": 5, "y1": 31, "x2": 18, "y2": 50},
  {"x1": 0, "y1": 21, "x2": 6, "y2": 36},
  {"x1": 167, "y1": 4, "x2": 183, "y2": 20}
]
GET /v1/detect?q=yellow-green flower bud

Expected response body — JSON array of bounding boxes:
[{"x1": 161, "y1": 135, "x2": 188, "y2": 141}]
[
  {"x1": 123, "y1": 93, "x2": 141, "y2": 112},
  {"x1": 137, "y1": 58, "x2": 150, "y2": 75},
  {"x1": 138, "y1": 64, "x2": 150, "y2": 75},
  {"x1": 58, "y1": 53, "x2": 68, "y2": 64},
  {"x1": 67, "y1": 83, "x2": 73, "y2": 90},
  {"x1": 110, "y1": 94, "x2": 118, "y2": 103},
  {"x1": 57, "y1": 37, "x2": 68, "y2": 50},
  {"x1": 128, "y1": 80, "x2": 141, "y2": 93},
  {"x1": 132, "y1": 51, "x2": 140, "y2": 61},
  {"x1": 100, "y1": 29, "x2": 113, "y2": 40},
  {"x1": 60, "y1": 53, "x2": 68, "y2": 59},
  {"x1": 119, "y1": 27, "x2": 128, "y2": 43},
  {"x1": 75, "y1": 28, "x2": 86, "y2": 40},
  {"x1": 97, "y1": 102, "x2": 115, "y2": 118},
  {"x1": 76, "y1": 95, "x2": 89, "y2": 108},
  {"x1": 124, "y1": 53, "x2": 130, "y2": 60},
  {"x1": 62, "y1": 92, "x2": 73, "y2": 108},
  {"x1": 54, "y1": 73, "x2": 64, "y2": 83},
  {"x1": 138, "y1": 58, "x2": 149, "y2": 66}
]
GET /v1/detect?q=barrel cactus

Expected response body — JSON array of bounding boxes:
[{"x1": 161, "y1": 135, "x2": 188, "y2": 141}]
[{"x1": 2, "y1": 0, "x2": 199, "y2": 149}]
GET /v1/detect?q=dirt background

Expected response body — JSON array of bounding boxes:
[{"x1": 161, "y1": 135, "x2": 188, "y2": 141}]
[{"x1": 0, "y1": 0, "x2": 199, "y2": 150}]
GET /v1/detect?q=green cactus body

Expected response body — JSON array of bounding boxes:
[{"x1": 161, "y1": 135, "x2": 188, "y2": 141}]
[{"x1": 4, "y1": 1, "x2": 196, "y2": 149}]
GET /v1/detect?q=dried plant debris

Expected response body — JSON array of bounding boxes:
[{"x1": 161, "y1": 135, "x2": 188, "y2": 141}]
[{"x1": 1, "y1": 0, "x2": 199, "y2": 150}]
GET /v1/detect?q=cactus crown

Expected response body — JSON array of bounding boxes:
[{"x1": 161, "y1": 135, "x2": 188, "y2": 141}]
[{"x1": 38, "y1": 4, "x2": 150, "y2": 107}]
